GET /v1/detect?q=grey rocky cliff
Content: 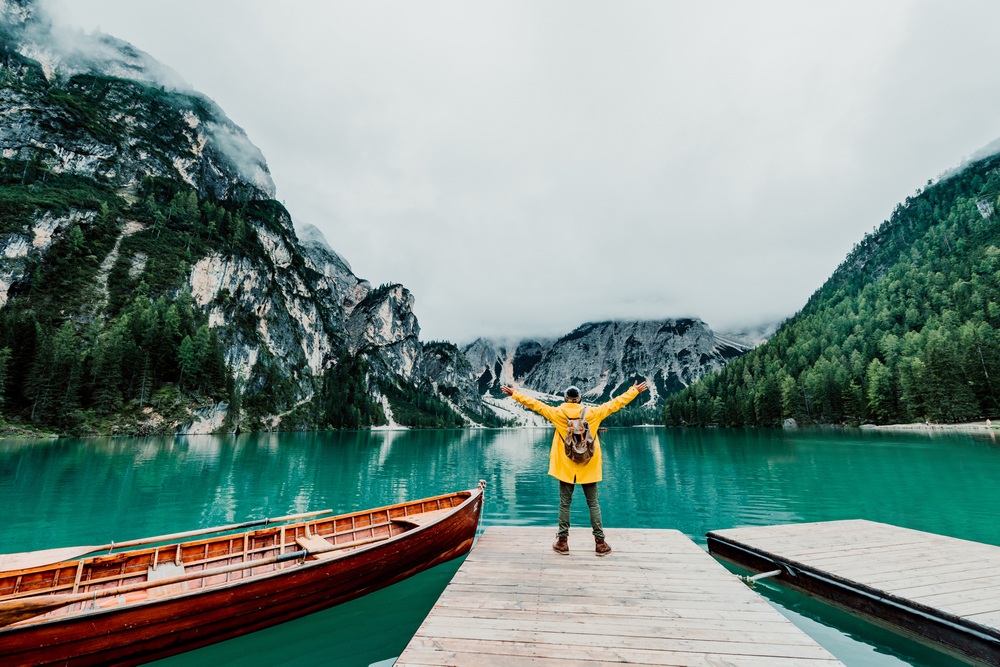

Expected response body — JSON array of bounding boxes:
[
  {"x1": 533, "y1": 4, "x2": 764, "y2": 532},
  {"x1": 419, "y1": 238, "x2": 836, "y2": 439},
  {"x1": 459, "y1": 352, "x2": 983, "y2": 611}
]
[
  {"x1": 420, "y1": 342, "x2": 487, "y2": 419},
  {"x1": 464, "y1": 319, "x2": 757, "y2": 423},
  {"x1": 462, "y1": 338, "x2": 552, "y2": 396},
  {"x1": 185, "y1": 218, "x2": 344, "y2": 392},
  {"x1": 346, "y1": 284, "x2": 423, "y2": 384},
  {"x1": 0, "y1": 208, "x2": 95, "y2": 308},
  {"x1": 295, "y1": 222, "x2": 370, "y2": 319}
]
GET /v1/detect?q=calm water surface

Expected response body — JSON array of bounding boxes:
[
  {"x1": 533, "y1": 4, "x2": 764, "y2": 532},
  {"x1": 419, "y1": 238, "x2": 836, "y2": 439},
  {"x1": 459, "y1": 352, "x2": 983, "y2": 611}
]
[{"x1": 2, "y1": 427, "x2": 999, "y2": 666}]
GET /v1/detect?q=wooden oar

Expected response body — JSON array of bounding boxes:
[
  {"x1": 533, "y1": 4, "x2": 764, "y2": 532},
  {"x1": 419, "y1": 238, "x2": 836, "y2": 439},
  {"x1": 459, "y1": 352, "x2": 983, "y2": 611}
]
[
  {"x1": 0, "y1": 531, "x2": 396, "y2": 626},
  {"x1": 0, "y1": 509, "x2": 334, "y2": 572},
  {"x1": 0, "y1": 550, "x2": 306, "y2": 627}
]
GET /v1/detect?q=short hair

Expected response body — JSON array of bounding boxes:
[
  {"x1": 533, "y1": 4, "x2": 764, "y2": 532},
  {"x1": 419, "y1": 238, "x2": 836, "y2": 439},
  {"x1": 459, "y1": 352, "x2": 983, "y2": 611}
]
[{"x1": 565, "y1": 385, "x2": 581, "y2": 403}]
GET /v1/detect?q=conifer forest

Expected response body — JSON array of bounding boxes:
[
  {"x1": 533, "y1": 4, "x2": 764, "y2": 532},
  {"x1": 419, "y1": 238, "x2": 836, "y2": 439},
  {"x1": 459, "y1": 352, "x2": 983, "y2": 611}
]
[{"x1": 664, "y1": 157, "x2": 1000, "y2": 427}]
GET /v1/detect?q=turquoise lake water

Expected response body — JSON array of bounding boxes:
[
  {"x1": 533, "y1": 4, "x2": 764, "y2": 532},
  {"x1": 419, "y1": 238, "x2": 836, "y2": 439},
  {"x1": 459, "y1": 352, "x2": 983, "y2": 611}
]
[{"x1": 2, "y1": 427, "x2": 999, "y2": 666}]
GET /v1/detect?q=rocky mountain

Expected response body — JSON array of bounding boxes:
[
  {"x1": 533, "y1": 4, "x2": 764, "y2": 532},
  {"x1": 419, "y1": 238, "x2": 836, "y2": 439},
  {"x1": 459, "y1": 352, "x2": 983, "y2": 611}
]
[
  {"x1": 0, "y1": 0, "x2": 763, "y2": 435},
  {"x1": 0, "y1": 0, "x2": 479, "y2": 434},
  {"x1": 462, "y1": 318, "x2": 757, "y2": 424}
]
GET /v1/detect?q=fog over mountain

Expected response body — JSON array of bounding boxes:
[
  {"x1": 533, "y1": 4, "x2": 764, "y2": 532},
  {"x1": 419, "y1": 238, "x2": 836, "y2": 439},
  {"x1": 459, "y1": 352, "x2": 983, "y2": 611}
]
[{"x1": 45, "y1": 0, "x2": 1000, "y2": 342}]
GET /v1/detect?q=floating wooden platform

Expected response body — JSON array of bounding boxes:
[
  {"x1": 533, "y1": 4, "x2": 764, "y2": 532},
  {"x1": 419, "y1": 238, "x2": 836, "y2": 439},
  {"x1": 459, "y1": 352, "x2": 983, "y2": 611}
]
[
  {"x1": 396, "y1": 526, "x2": 843, "y2": 666},
  {"x1": 708, "y1": 519, "x2": 1000, "y2": 667}
]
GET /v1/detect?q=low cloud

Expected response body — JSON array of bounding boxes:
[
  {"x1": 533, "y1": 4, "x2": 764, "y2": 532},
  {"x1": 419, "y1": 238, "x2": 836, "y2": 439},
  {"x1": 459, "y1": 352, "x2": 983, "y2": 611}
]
[
  {"x1": 4, "y1": 0, "x2": 275, "y2": 199},
  {"x1": 38, "y1": 0, "x2": 1000, "y2": 342}
]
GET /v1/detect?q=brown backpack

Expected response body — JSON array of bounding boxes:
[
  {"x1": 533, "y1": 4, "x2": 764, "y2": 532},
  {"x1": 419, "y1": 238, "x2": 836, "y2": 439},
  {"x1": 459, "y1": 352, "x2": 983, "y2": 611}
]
[{"x1": 563, "y1": 407, "x2": 595, "y2": 464}]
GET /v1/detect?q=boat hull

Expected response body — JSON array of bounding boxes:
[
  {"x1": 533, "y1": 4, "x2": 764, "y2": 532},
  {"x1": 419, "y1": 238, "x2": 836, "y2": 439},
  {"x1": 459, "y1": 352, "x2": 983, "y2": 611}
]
[{"x1": 0, "y1": 488, "x2": 483, "y2": 666}]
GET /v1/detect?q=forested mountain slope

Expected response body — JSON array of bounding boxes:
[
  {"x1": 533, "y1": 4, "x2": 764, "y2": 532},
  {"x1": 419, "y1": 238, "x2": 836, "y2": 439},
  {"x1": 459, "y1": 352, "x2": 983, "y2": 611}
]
[
  {"x1": 664, "y1": 152, "x2": 1000, "y2": 426},
  {"x1": 0, "y1": 0, "x2": 481, "y2": 434}
]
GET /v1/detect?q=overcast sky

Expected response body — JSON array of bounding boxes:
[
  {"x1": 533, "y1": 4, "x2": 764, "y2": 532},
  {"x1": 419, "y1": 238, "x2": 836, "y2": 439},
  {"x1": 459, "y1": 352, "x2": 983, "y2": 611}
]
[{"x1": 46, "y1": 0, "x2": 1000, "y2": 343}]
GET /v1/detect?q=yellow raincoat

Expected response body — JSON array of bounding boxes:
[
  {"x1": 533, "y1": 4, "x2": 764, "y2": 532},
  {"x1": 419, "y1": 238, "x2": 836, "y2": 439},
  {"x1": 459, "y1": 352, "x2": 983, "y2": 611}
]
[{"x1": 511, "y1": 386, "x2": 642, "y2": 484}]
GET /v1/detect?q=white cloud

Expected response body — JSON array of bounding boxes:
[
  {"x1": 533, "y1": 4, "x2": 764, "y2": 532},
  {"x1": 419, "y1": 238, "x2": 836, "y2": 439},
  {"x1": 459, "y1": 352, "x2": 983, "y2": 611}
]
[{"x1": 45, "y1": 0, "x2": 1000, "y2": 342}]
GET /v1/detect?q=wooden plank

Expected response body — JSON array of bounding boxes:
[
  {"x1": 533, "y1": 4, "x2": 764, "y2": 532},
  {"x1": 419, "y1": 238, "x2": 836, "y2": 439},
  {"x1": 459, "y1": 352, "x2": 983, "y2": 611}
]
[
  {"x1": 448, "y1": 572, "x2": 733, "y2": 586},
  {"x1": 833, "y1": 560, "x2": 1000, "y2": 589},
  {"x1": 966, "y1": 610, "x2": 1000, "y2": 626},
  {"x1": 437, "y1": 589, "x2": 774, "y2": 610},
  {"x1": 397, "y1": 508, "x2": 454, "y2": 527},
  {"x1": 441, "y1": 581, "x2": 765, "y2": 598},
  {"x1": 716, "y1": 519, "x2": 872, "y2": 539},
  {"x1": 708, "y1": 519, "x2": 1000, "y2": 666},
  {"x1": 417, "y1": 615, "x2": 821, "y2": 646},
  {"x1": 468, "y1": 550, "x2": 713, "y2": 563},
  {"x1": 424, "y1": 607, "x2": 809, "y2": 634},
  {"x1": 397, "y1": 527, "x2": 842, "y2": 666},
  {"x1": 432, "y1": 598, "x2": 803, "y2": 621},
  {"x1": 898, "y1": 577, "x2": 1000, "y2": 600},
  {"x1": 412, "y1": 624, "x2": 835, "y2": 659},
  {"x1": 794, "y1": 544, "x2": 981, "y2": 568},
  {"x1": 931, "y1": 598, "x2": 1000, "y2": 617},
  {"x1": 452, "y1": 563, "x2": 731, "y2": 578},
  {"x1": 399, "y1": 644, "x2": 840, "y2": 667}
]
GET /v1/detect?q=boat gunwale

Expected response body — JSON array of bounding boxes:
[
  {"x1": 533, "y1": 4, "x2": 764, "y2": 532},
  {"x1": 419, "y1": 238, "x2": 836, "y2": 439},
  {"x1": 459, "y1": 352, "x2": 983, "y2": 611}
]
[
  {"x1": 0, "y1": 486, "x2": 482, "y2": 634},
  {"x1": 1, "y1": 489, "x2": 475, "y2": 578}
]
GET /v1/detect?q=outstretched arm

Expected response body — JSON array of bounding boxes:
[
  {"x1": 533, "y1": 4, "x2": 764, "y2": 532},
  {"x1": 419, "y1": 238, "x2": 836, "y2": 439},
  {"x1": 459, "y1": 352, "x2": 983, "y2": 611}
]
[
  {"x1": 589, "y1": 381, "x2": 648, "y2": 421},
  {"x1": 502, "y1": 385, "x2": 560, "y2": 422}
]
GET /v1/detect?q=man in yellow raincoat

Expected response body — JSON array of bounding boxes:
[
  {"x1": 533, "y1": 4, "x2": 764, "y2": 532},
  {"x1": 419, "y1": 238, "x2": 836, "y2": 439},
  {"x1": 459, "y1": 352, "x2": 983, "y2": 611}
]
[{"x1": 501, "y1": 381, "x2": 648, "y2": 556}]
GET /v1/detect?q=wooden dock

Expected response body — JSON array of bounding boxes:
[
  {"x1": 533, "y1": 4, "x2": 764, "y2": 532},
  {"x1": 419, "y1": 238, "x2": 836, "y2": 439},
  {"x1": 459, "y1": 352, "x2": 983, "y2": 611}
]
[
  {"x1": 708, "y1": 519, "x2": 1000, "y2": 666},
  {"x1": 395, "y1": 526, "x2": 844, "y2": 666}
]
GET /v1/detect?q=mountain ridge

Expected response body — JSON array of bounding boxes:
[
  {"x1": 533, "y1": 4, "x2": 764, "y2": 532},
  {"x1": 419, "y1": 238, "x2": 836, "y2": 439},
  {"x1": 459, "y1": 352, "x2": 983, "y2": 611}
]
[
  {"x1": 461, "y1": 317, "x2": 767, "y2": 426},
  {"x1": 0, "y1": 1, "x2": 774, "y2": 435},
  {"x1": 0, "y1": 0, "x2": 492, "y2": 434}
]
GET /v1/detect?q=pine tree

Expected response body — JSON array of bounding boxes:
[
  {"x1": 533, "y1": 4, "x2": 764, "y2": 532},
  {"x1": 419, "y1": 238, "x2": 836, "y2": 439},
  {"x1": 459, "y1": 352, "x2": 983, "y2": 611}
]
[
  {"x1": 0, "y1": 347, "x2": 11, "y2": 409},
  {"x1": 177, "y1": 335, "x2": 196, "y2": 389},
  {"x1": 193, "y1": 325, "x2": 211, "y2": 391},
  {"x1": 866, "y1": 359, "x2": 894, "y2": 422},
  {"x1": 94, "y1": 326, "x2": 125, "y2": 415}
]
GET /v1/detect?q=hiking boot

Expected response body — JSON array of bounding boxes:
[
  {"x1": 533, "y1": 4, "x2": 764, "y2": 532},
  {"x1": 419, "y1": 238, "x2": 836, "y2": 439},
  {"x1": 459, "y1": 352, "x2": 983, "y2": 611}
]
[
  {"x1": 595, "y1": 537, "x2": 612, "y2": 557},
  {"x1": 552, "y1": 536, "x2": 569, "y2": 555}
]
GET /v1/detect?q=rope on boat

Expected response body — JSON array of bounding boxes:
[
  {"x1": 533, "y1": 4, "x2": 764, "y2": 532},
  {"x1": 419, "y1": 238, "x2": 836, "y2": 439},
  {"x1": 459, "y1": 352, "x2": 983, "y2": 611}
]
[
  {"x1": 737, "y1": 569, "x2": 782, "y2": 589},
  {"x1": 474, "y1": 480, "x2": 488, "y2": 545}
]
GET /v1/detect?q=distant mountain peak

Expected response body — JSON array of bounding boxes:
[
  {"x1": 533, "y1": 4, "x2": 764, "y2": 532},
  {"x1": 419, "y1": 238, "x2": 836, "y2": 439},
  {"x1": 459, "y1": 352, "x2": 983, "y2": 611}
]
[{"x1": 463, "y1": 318, "x2": 753, "y2": 419}]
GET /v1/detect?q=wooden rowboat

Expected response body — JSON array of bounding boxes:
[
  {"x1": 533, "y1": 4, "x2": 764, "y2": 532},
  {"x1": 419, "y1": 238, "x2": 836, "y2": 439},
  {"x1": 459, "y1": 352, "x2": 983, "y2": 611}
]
[{"x1": 0, "y1": 483, "x2": 486, "y2": 666}]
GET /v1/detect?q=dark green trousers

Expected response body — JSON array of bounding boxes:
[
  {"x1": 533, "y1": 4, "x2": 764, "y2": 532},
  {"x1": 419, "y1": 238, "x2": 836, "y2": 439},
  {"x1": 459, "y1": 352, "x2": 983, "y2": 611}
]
[{"x1": 558, "y1": 481, "x2": 605, "y2": 539}]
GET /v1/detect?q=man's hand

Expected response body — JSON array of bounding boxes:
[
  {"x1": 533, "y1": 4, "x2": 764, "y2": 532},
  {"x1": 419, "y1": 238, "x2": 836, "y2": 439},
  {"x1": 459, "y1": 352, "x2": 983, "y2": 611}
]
[
  {"x1": 633, "y1": 381, "x2": 649, "y2": 393},
  {"x1": 501, "y1": 385, "x2": 514, "y2": 396}
]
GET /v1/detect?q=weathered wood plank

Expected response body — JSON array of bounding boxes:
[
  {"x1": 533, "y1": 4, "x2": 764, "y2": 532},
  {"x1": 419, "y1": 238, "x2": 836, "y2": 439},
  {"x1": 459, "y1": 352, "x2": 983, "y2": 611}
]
[
  {"x1": 397, "y1": 527, "x2": 843, "y2": 666},
  {"x1": 708, "y1": 519, "x2": 1000, "y2": 666},
  {"x1": 965, "y1": 609, "x2": 1000, "y2": 626},
  {"x1": 423, "y1": 606, "x2": 808, "y2": 634},
  {"x1": 399, "y1": 642, "x2": 840, "y2": 667},
  {"x1": 431, "y1": 598, "x2": 805, "y2": 621},
  {"x1": 437, "y1": 589, "x2": 774, "y2": 610},
  {"x1": 417, "y1": 615, "x2": 822, "y2": 646},
  {"x1": 412, "y1": 624, "x2": 836, "y2": 659},
  {"x1": 885, "y1": 574, "x2": 1000, "y2": 598},
  {"x1": 860, "y1": 564, "x2": 1000, "y2": 588},
  {"x1": 441, "y1": 581, "x2": 766, "y2": 598}
]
